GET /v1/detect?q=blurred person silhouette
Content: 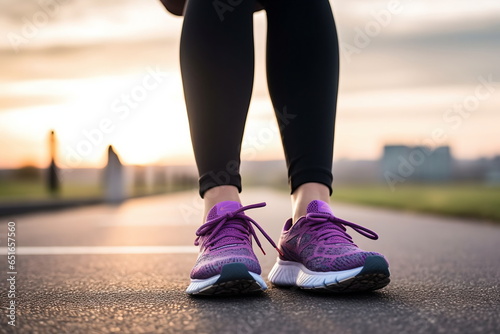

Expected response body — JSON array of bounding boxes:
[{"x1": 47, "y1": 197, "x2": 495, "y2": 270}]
[{"x1": 160, "y1": 0, "x2": 390, "y2": 295}]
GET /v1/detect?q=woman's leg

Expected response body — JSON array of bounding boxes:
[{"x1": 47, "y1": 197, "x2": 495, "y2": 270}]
[
  {"x1": 265, "y1": 3, "x2": 390, "y2": 292},
  {"x1": 291, "y1": 182, "x2": 330, "y2": 223},
  {"x1": 180, "y1": 0, "x2": 256, "y2": 218},
  {"x1": 265, "y1": 0, "x2": 339, "y2": 222}
]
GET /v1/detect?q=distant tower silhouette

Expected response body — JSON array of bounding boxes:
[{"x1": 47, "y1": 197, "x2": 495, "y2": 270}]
[
  {"x1": 104, "y1": 145, "x2": 125, "y2": 203},
  {"x1": 47, "y1": 130, "x2": 60, "y2": 195}
]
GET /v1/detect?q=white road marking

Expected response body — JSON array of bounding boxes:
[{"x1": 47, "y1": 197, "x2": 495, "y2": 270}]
[{"x1": 0, "y1": 246, "x2": 198, "y2": 255}]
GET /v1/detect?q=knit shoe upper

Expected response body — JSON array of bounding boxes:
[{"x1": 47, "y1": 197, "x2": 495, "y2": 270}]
[
  {"x1": 277, "y1": 200, "x2": 388, "y2": 272},
  {"x1": 190, "y1": 201, "x2": 278, "y2": 279}
]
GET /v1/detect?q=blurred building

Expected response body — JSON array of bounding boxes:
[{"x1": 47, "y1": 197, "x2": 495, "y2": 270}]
[
  {"x1": 381, "y1": 145, "x2": 452, "y2": 183},
  {"x1": 485, "y1": 155, "x2": 500, "y2": 185}
]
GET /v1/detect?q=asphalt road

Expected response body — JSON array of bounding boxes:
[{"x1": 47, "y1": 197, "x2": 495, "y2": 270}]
[{"x1": 0, "y1": 189, "x2": 499, "y2": 334}]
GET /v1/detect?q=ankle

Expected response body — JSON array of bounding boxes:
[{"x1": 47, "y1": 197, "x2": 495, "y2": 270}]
[
  {"x1": 203, "y1": 185, "x2": 241, "y2": 220},
  {"x1": 291, "y1": 182, "x2": 330, "y2": 224}
]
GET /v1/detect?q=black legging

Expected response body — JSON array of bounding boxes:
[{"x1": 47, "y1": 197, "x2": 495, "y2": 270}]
[{"x1": 180, "y1": 0, "x2": 339, "y2": 198}]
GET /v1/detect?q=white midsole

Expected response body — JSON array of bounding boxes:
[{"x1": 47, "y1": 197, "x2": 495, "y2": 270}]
[
  {"x1": 186, "y1": 271, "x2": 267, "y2": 294},
  {"x1": 268, "y1": 258, "x2": 363, "y2": 289}
]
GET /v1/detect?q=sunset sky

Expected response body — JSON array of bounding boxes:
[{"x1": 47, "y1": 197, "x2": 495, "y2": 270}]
[{"x1": 1, "y1": 0, "x2": 499, "y2": 169}]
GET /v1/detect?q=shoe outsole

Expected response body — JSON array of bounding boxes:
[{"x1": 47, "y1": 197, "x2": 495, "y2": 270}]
[
  {"x1": 187, "y1": 263, "x2": 267, "y2": 296},
  {"x1": 314, "y1": 272, "x2": 390, "y2": 293},
  {"x1": 269, "y1": 255, "x2": 390, "y2": 293},
  {"x1": 317, "y1": 255, "x2": 390, "y2": 293}
]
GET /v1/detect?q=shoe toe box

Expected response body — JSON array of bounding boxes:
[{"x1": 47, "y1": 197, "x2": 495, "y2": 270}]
[
  {"x1": 305, "y1": 249, "x2": 387, "y2": 272},
  {"x1": 190, "y1": 247, "x2": 261, "y2": 279}
]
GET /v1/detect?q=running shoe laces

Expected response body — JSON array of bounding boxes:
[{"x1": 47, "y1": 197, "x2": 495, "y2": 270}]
[
  {"x1": 304, "y1": 212, "x2": 379, "y2": 245},
  {"x1": 194, "y1": 202, "x2": 281, "y2": 255}
]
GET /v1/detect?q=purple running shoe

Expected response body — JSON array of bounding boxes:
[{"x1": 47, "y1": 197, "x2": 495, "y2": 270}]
[
  {"x1": 268, "y1": 200, "x2": 390, "y2": 292},
  {"x1": 186, "y1": 201, "x2": 279, "y2": 295}
]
